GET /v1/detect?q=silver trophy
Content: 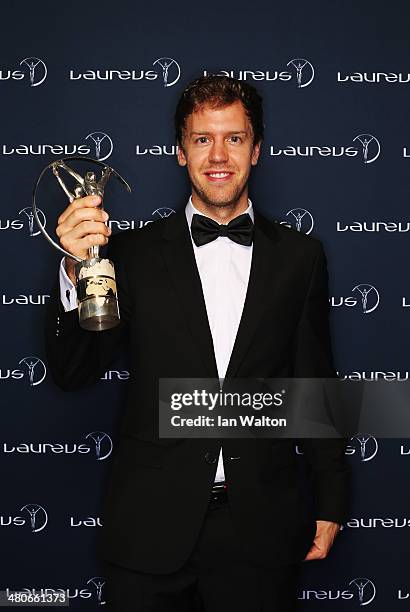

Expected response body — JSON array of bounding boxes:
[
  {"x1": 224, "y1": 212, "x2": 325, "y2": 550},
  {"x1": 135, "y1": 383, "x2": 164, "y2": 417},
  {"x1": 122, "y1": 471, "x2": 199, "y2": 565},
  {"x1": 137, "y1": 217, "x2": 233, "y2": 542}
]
[{"x1": 32, "y1": 156, "x2": 131, "y2": 331}]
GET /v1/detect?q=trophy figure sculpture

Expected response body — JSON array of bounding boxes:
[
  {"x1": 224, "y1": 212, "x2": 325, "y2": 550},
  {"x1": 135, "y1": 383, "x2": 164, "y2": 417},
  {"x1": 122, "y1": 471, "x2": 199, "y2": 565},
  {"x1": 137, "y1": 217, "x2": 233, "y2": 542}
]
[{"x1": 32, "y1": 156, "x2": 131, "y2": 331}]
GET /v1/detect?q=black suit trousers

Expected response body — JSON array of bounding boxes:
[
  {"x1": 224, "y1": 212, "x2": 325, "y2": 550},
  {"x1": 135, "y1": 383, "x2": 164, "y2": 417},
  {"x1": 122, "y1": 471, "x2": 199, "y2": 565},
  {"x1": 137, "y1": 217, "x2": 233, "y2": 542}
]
[{"x1": 104, "y1": 494, "x2": 300, "y2": 612}]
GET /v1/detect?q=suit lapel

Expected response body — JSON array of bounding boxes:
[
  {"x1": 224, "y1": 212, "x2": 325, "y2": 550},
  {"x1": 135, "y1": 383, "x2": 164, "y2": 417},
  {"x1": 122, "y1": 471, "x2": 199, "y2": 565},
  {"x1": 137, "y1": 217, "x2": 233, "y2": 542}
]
[
  {"x1": 160, "y1": 208, "x2": 219, "y2": 378},
  {"x1": 224, "y1": 209, "x2": 281, "y2": 378},
  {"x1": 160, "y1": 206, "x2": 282, "y2": 380}
]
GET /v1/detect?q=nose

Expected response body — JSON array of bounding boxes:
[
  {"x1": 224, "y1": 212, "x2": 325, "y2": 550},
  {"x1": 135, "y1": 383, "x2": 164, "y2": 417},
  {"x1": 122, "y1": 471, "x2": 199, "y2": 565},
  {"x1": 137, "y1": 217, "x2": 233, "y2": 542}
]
[{"x1": 208, "y1": 138, "x2": 229, "y2": 164}]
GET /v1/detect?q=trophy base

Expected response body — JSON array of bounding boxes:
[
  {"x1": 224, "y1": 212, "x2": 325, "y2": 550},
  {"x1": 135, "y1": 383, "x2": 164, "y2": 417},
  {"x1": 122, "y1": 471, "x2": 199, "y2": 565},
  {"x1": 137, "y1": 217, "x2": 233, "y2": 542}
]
[
  {"x1": 78, "y1": 295, "x2": 120, "y2": 331},
  {"x1": 75, "y1": 257, "x2": 120, "y2": 332}
]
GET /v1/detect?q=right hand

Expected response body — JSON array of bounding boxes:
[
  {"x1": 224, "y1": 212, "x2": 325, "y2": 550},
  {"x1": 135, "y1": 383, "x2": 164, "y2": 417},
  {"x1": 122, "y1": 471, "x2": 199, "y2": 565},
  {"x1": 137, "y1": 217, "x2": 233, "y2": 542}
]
[{"x1": 56, "y1": 195, "x2": 111, "y2": 285}]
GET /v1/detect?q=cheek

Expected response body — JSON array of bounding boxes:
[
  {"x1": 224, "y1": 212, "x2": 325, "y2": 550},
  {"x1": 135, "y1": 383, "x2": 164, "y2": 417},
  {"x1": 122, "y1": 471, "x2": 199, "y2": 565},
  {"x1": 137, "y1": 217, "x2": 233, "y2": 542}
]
[
  {"x1": 187, "y1": 153, "x2": 207, "y2": 173},
  {"x1": 232, "y1": 146, "x2": 253, "y2": 163}
]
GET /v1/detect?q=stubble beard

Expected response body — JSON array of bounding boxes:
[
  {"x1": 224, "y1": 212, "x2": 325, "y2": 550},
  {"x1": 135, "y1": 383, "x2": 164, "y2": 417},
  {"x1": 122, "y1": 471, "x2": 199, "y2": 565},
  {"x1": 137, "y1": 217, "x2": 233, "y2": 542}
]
[{"x1": 190, "y1": 170, "x2": 250, "y2": 211}]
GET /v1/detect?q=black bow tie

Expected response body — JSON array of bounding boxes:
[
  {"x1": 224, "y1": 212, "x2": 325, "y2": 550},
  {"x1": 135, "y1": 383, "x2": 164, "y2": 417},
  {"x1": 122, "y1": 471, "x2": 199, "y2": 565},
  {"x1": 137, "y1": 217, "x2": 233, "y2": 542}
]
[{"x1": 191, "y1": 213, "x2": 254, "y2": 247}]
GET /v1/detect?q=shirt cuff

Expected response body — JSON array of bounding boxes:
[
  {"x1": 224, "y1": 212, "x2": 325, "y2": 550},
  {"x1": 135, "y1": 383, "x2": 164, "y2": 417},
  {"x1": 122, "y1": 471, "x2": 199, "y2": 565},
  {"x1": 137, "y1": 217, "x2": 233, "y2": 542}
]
[{"x1": 59, "y1": 257, "x2": 77, "y2": 312}]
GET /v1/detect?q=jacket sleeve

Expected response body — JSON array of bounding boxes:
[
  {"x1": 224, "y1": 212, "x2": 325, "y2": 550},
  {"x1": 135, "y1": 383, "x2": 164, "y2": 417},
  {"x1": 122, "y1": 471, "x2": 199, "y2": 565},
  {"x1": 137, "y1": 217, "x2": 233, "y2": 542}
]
[
  {"x1": 293, "y1": 241, "x2": 351, "y2": 524},
  {"x1": 45, "y1": 233, "x2": 132, "y2": 391}
]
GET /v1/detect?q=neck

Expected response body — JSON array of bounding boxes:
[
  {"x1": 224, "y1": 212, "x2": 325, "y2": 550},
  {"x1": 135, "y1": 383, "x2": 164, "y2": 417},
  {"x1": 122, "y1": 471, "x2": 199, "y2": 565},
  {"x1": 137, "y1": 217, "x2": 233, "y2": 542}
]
[{"x1": 191, "y1": 190, "x2": 249, "y2": 224}]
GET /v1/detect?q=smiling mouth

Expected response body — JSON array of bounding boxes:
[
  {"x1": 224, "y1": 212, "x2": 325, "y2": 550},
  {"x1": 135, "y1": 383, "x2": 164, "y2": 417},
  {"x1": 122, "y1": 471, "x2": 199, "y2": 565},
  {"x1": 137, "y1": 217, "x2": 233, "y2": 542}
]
[{"x1": 204, "y1": 171, "x2": 234, "y2": 182}]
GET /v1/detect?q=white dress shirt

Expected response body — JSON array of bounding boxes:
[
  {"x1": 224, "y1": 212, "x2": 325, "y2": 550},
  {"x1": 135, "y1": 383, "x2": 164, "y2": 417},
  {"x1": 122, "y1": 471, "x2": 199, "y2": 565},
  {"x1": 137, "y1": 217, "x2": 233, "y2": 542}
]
[{"x1": 59, "y1": 197, "x2": 254, "y2": 483}]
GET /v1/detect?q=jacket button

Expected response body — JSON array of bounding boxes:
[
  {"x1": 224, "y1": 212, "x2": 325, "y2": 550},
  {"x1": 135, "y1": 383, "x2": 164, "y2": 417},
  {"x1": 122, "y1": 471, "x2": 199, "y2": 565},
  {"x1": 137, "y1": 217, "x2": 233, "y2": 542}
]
[{"x1": 204, "y1": 452, "x2": 217, "y2": 464}]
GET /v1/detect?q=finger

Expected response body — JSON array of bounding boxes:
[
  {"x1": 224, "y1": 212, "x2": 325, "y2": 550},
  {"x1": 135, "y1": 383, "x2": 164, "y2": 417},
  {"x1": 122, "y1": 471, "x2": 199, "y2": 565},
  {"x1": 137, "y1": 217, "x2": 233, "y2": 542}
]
[
  {"x1": 304, "y1": 544, "x2": 316, "y2": 560},
  {"x1": 65, "y1": 220, "x2": 111, "y2": 241},
  {"x1": 58, "y1": 206, "x2": 108, "y2": 235},
  {"x1": 315, "y1": 533, "x2": 335, "y2": 551},
  {"x1": 59, "y1": 221, "x2": 110, "y2": 250},
  {"x1": 61, "y1": 232, "x2": 108, "y2": 255},
  {"x1": 304, "y1": 545, "x2": 327, "y2": 561},
  {"x1": 58, "y1": 195, "x2": 101, "y2": 225},
  {"x1": 81, "y1": 233, "x2": 110, "y2": 249}
]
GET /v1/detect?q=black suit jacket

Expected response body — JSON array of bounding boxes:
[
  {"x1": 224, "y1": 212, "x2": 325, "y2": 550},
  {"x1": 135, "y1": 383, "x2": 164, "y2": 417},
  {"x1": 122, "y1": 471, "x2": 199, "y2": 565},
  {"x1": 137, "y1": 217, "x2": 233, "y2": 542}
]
[{"x1": 45, "y1": 206, "x2": 350, "y2": 574}]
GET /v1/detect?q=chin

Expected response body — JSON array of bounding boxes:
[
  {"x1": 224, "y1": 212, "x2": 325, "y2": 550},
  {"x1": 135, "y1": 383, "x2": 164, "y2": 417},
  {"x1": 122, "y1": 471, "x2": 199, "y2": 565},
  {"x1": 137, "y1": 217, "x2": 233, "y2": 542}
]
[
  {"x1": 203, "y1": 187, "x2": 242, "y2": 206},
  {"x1": 203, "y1": 196, "x2": 238, "y2": 208}
]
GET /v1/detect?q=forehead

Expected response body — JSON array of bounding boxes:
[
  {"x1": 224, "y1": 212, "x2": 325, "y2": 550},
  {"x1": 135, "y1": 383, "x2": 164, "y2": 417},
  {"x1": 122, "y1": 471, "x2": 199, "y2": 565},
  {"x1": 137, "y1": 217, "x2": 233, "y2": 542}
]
[{"x1": 186, "y1": 100, "x2": 251, "y2": 133}]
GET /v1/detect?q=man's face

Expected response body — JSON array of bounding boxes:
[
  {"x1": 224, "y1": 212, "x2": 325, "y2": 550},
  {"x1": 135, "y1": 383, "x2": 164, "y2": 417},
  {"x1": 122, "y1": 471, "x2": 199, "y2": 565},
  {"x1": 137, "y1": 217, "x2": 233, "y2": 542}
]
[{"x1": 177, "y1": 100, "x2": 261, "y2": 209}]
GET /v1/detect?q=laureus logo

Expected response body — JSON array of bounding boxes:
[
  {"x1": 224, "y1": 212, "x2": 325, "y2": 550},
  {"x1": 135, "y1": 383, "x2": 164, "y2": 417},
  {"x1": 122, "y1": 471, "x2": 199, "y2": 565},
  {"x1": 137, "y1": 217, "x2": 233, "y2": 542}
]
[
  {"x1": 85, "y1": 132, "x2": 113, "y2": 161},
  {"x1": 152, "y1": 207, "x2": 176, "y2": 219},
  {"x1": 19, "y1": 356, "x2": 47, "y2": 386},
  {"x1": 352, "y1": 134, "x2": 381, "y2": 164},
  {"x1": 349, "y1": 578, "x2": 376, "y2": 606},
  {"x1": 287, "y1": 58, "x2": 315, "y2": 88},
  {"x1": 330, "y1": 284, "x2": 380, "y2": 313},
  {"x1": 203, "y1": 58, "x2": 314, "y2": 87},
  {"x1": 21, "y1": 504, "x2": 48, "y2": 533},
  {"x1": 285, "y1": 208, "x2": 314, "y2": 234},
  {"x1": 19, "y1": 57, "x2": 47, "y2": 87},
  {"x1": 352, "y1": 284, "x2": 380, "y2": 314},
  {"x1": 152, "y1": 57, "x2": 181, "y2": 87},
  {"x1": 85, "y1": 431, "x2": 113, "y2": 460},
  {"x1": 18, "y1": 207, "x2": 46, "y2": 237},
  {"x1": 269, "y1": 131, "x2": 381, "y2": 162},
  {"x1": 350, "y1": 434, "x2": 378, "y2": 462},
  {"x1": 69, "y1": 56, "x2": 181, "y2": 88},
  {"x1": 87, "y1": 577, "x2": 106, "y2": 605}
]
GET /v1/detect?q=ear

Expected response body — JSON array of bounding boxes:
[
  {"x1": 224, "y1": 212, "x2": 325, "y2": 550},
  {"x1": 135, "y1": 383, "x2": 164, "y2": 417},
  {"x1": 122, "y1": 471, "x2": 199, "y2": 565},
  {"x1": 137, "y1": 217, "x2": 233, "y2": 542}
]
[
  {"x1": 177, "y1": 143, "x2": 187, "y2": 167},
  {"x1": 251, "y1": 140, "x2": 262, "y2": 166}
]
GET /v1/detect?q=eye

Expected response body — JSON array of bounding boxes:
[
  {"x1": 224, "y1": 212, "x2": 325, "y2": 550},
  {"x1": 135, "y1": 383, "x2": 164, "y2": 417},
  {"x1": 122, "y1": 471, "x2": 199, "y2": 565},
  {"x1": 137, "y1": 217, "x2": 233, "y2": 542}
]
[
  {"x1": 195, "y1": 136, "x2": 209, "y2": 144},
  {"x1": 229, "y1": 135, "x2": 242, "y2": 144}
]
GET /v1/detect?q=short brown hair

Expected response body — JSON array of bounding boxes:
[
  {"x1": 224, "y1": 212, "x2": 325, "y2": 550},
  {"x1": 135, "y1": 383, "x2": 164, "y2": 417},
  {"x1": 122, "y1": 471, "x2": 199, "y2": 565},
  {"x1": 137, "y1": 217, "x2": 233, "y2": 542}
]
[{"x1": 174, "y1": 75, "x2": 264, "y2": 147}]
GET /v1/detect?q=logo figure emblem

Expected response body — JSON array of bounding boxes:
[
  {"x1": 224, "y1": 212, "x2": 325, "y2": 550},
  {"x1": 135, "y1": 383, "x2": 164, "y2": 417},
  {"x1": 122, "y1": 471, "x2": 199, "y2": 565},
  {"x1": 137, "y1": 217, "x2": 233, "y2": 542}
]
[
  {"x1": 352, "y1": 134, "x2": 381, "y2": 164},
  {"x1": 152, "y1": 207, "x2": 176, "y2": 219},
  {"x1": 349, "y1": 578, "x2": 376, "y2": 606},
  {"x1": 19, "y1": 356, "x2": 47, "y2": 386},
  {"x1": 19, "y1": 207, "x2": 46, "y2": 237},
  {"x1": 85, "y1": 431, "x2": 113, "y2": 461},
  {"x1": 19, "y1": 57, "x2": 47, "y2": 87},
  {"x1": 286, "y1": 208, "x2": 314, "y2": 234},
  {"x1": 85, "y1": 132, "x2": 113, "y2": 162},
  {"x1": 21, "y1": 504, "x2": 48, "y2": 533},
  {"x1": 351, "y1": 434, "x2": 378, "y2": 462},
  {"x1": 152, "y1": 57, "x2": 181, "y2": 87},
  {"x1": 352, "y1": 284, "x2": 380, "y2": 314},
  {"x1": 287, "y1": 58, "x2": 315, "y2": 88},
  {"x1": 87, "y1": 577, "x2": 106, "y2": 605}
]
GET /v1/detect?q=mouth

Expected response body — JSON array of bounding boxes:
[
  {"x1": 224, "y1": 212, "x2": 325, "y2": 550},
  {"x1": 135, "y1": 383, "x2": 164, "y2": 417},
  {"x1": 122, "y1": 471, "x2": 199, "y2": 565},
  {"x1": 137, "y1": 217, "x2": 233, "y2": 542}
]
[{"x1": 203, "y1": 171, "x2": 234, "y2": 183}]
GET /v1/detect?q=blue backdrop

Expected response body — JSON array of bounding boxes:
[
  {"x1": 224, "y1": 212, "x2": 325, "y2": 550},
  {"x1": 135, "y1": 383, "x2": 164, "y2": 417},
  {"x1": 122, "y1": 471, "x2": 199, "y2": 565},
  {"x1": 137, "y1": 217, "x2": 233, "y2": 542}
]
[{"x1": 1, "y1": 0, "x2": 409, "y2": 608}]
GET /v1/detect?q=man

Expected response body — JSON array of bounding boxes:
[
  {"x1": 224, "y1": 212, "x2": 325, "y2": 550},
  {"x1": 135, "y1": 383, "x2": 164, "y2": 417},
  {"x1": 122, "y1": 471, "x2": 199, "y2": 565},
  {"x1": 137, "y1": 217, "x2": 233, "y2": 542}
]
[{"x1": 46, "y1": 76, "x2": 350, "y2": 611}]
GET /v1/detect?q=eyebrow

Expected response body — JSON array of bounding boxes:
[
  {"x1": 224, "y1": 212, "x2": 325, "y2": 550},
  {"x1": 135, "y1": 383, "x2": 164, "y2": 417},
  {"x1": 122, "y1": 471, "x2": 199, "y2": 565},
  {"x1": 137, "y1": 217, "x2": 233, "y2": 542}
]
[{"x1": 190, "y1": 130, "x2": 248, "y2": 136}]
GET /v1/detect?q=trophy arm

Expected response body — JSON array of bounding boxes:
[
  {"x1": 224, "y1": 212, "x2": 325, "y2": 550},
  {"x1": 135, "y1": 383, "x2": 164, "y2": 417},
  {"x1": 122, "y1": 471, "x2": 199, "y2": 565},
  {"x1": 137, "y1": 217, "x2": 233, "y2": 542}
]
[
  {"x1": 32, "y1": 156, "x2": 132, "y2": 265},
  {"x1": 55, "y1": 156, "x2": 131, "y2": 194},
  {"x1": 52, "y1": 164, "x2": 77, "y2": 203},
  {"x1": 32, "y1": 162, "x2": 83, "y2": 263},
  {"x1": 97, "y1": 166, "x2": 113, "y2": 191},
  {"x1": 107, "y1": 166, "x2": 131, "y2": 193},
  {"x1": 113, "y1": 170, "x2": 132, "y2": 193},
  {"x1": 54, "y1": 160, "x2": 86, "y2": 188}
]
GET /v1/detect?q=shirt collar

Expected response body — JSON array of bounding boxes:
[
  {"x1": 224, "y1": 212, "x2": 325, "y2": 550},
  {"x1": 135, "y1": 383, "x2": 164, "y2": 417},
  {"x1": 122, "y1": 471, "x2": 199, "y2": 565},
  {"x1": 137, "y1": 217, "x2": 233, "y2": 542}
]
[{"x1": 185, "y1": 195, "x2": 254, "y2": 229}]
